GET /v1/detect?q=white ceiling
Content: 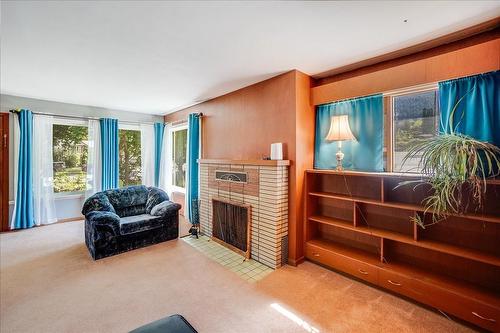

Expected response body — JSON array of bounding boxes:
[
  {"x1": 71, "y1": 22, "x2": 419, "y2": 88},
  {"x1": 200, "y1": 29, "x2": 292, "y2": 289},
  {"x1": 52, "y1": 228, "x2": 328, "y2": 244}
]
[{"x1": 1, "y1": 1, "x2": 499, "y2": 115}]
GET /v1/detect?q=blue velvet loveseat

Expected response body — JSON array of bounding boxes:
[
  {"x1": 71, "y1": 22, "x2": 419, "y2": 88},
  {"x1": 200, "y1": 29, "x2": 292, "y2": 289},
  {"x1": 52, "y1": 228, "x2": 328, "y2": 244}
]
[{"x1": 82, "y1": 185, "x2": 181, "y2": 260}]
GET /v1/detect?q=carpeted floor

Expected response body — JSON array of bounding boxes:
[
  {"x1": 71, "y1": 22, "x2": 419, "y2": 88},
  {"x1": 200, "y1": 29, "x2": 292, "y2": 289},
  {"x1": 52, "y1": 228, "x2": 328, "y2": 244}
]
[{"x1": 0, "y1": 221, "x2": 474, "y2": 333}]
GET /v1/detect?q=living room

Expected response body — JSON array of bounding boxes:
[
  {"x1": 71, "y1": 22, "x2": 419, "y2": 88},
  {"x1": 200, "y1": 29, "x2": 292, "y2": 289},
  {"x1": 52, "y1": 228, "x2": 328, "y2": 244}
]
[{"x1": 1, "y1": 1, "x2": 499, "y2": 332}]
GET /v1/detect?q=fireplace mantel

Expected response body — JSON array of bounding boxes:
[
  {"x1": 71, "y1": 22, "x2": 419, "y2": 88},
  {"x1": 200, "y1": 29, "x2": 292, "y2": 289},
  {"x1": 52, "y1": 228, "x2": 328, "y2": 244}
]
[{"x1": 198, "y1": 159, "x2": 290, "y2": 166}]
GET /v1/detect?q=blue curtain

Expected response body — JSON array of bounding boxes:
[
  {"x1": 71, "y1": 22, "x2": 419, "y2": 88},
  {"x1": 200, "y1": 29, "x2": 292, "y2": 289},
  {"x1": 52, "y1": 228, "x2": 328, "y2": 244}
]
[
  {"x1": 12, "y1": 110, "x2": 35, "y2": 229},
  {"x1": 314, "y1": 94, "x2": 383, "y2": 171},
  {"x1": 186, "y1": 113, "x2": 201, "y2": 224},
  {"x1": 100, "y1": 118, "x2": 119, "y2": 190},
  {"x1": 154, "y1": 122, "x2": 165, "y2": 187},
  {"x1": 439, "y1": 70, "x2": 499, "y2": 146}
]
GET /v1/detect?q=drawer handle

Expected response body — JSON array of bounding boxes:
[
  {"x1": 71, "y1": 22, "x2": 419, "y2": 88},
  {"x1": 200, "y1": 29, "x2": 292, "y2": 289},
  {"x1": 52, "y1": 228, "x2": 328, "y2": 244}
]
[
  {"x1": 472, "y1": 312, "x2": 496, "y2": 323},
  {"x1": 388, "y1": 279, "x2": 402, "y2": 286},
  {"x1": 358, "y1": 269, "x2": 368, "y2": 275},
  {"x1": 313, "y1": 252, "x2": 320, "y2": 257}
]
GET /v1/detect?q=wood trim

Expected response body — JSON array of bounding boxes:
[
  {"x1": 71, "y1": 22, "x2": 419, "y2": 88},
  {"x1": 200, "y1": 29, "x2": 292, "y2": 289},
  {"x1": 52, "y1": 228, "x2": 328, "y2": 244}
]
[
  {"x1": 57, "y1": 216, "x2": 84, "y2": 223},
  {"x1": 314, "y1": 18, "x2": 500, "y2": 80},
  {"x1": 1, "y1": 113, "x2": 9, "y2": 231},
  {"x1": 288, "y1": 256, "x2": 305, "y2": 267},
  {"x1": 383, "y1": 95, "x2": 393, "y2": 172},
  {"x1": 199, "y1": 159, "x2": 290, "y2": 166},
  {"x1": 312, "y1": 29, "x2": 500, "y2": 106}
]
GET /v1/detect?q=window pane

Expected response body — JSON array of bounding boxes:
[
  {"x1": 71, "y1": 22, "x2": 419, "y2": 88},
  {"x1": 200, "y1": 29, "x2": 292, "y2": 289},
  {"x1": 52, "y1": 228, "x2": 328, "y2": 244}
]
[
  {"x1": 393, "y1": 90, "x2": 439, "y2": 172},
  {"x1": 119, "y1": 129, "x2": 142, "y2": 187},
  {"x1": 172, "y1": 129, "x2": 187, "y2": 188},
  {"x1": 53, "y1": 124, "x2": 88, "y2": 193}
]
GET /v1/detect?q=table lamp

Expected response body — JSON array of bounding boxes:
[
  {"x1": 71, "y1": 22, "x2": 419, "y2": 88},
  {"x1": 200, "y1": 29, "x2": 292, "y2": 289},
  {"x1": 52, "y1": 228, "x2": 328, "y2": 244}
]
[{"x1": 325, "y1": 115, "x2": 355, "y2": 171}]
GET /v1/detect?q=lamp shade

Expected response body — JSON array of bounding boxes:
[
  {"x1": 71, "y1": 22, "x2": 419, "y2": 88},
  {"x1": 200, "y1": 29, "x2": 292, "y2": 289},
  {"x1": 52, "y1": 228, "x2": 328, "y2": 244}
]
[{"x1": 325, "y1": 115, "x2": 356, "y2": 141}]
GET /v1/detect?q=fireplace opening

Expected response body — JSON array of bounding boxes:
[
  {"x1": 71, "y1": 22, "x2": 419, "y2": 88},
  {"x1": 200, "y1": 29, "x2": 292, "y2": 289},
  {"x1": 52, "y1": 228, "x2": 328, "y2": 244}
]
[{"x1": 212, "y1": 198, "x2": 251, "y2": 258}]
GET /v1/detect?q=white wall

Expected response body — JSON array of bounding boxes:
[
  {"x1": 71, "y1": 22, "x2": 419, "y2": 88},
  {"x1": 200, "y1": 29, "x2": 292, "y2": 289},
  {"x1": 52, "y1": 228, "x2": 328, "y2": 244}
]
[{"x1": 1, "y1": 94, "x2": 164, "y2": 221}]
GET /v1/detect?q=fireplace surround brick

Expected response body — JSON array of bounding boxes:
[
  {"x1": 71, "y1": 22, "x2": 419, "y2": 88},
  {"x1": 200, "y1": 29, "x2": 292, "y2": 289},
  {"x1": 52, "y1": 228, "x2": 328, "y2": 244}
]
[{"x1": 199, "y1": 159, "x2": 290, "y2": 269}]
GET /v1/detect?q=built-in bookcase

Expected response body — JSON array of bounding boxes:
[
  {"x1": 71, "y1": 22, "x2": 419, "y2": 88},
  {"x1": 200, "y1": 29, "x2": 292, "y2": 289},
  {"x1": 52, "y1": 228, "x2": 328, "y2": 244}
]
[{"x1": 304, "y1": 169, "x2": 500, "y2": 332}]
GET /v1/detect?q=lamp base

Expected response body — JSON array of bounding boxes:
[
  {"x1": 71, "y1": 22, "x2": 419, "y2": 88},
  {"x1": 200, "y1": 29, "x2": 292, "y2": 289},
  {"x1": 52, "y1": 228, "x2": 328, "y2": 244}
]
[{"x1": 336, "y1": 149, "x2": 344, "y2": 171}]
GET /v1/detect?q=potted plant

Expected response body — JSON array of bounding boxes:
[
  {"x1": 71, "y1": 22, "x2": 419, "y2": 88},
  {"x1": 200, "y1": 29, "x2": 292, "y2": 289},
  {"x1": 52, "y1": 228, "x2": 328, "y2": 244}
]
[{"x1": 396, "y1": 95, "x2": 500, "y2": 228}]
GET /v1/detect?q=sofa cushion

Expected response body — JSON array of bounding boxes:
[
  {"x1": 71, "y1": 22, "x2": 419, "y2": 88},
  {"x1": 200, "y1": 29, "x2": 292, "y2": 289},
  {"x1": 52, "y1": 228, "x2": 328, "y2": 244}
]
[
  {"x1": 105, "y1": 185, "x2": 148, "y2": 215},
  {"x1": 146, "y1": 187, "x2": 170, "y2": 214},
  {"x1": 119, "y1": 214, "x2": 163, "y2": 235},
  {"x1": 115, "y1": 204, "x2": 147, "y2": 218},
  {"x1": 151, "y1": 201, "x2": 182, "y2": 217},
  {"x1": 82, "y1": 192, "x2": 116, "y2": 216}
]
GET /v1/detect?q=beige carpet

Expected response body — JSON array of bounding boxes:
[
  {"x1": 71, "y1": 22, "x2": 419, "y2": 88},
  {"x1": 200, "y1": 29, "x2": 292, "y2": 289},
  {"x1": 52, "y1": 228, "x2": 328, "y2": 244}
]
[{"x1": 0, "y1": 221, "x2": 474, "y2": 333}]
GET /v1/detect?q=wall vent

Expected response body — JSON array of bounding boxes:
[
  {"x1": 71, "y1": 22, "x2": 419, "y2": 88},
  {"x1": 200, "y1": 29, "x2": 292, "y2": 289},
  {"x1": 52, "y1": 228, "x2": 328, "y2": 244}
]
[{"x1": 215, "y1": 170, "x2": 248, "y2": 183}]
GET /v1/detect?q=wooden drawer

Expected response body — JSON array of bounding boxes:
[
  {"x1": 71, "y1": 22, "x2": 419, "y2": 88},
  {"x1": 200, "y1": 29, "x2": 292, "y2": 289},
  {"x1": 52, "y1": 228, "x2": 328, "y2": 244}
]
[
  {"x1": 379, "y1": 267, "x2": 500, "y2": 332},
  {"x1": 428, "y1": 285, "x2": 500, "y2": 332},
  {"x1": 306, "y1": 243, "x2": 378, "y2": 285},
  {"x1": 378, "y1": 268, "x2": 428, "y2": 302}
]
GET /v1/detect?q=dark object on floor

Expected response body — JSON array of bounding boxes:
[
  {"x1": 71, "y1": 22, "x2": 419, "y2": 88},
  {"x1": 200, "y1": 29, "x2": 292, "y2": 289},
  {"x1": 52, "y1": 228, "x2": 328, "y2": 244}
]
[
  {"x1": 82, "y1": 185, "x2": 181, "y2": 260},
  {"x1": 129, "y1": 314, "x2": 198, "y2": 333},
  {"x1": 189, "y1": 225, "x2": 199, "y2": 238}
]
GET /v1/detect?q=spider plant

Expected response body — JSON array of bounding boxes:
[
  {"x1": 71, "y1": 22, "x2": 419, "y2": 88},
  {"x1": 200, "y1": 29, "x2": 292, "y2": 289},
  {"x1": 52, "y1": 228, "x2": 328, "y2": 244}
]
[{"x1": 396, "y1": 92, "x2": 500, "y2": 228}]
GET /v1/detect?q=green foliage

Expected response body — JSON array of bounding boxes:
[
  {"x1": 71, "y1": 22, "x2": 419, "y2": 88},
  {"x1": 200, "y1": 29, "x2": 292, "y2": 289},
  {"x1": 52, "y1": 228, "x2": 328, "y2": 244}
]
[
  {"x1": 53, "y1": 124, "x2": 88, "y2": 193},
  {"x1": 64, "y1": 153, "x2": 79, "y2": 168},
  {"x1": 397, "y1": 88, "x2": 500, "y2": 228},
  {"x1": 53, "y1": 171, "x2": 86, "y2": 193},
  {"x1": 173, "y1": 129, "x2": 187, "y2": 188},
  {"x1": 119, "y1": 129, "x2": 142, "y2": 187},
  {"x1": 394, "y1": 118, "x2": 425, "y2": 151},
  {"x1": 53, "y1": 124, "x2": 87, "y2": 147},
  {"x1": 397, "y1": 133, "x2": 500, "y2": 228}
]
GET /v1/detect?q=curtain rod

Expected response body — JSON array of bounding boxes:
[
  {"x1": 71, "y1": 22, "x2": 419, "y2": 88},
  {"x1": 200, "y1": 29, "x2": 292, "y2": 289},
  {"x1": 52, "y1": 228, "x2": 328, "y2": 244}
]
[
  {"x1": 168, "y1": 112, "x2": 204, "y2": 126},
  {"x1": 9, "y1": 109, "x2": 161, "y2": 125}
]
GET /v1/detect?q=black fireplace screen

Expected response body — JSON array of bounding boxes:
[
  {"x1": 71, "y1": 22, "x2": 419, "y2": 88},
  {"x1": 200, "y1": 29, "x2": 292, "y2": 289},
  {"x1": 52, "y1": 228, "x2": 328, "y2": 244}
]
[{"x1": 212, "y1": 199, "x2": 249, "y2": 252}]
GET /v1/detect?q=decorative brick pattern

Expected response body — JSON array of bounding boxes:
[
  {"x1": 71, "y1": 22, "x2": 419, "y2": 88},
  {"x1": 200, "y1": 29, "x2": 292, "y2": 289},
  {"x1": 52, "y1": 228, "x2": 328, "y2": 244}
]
[{"x1": 199, "y1": 161, "x2": 289, "y2": 269}]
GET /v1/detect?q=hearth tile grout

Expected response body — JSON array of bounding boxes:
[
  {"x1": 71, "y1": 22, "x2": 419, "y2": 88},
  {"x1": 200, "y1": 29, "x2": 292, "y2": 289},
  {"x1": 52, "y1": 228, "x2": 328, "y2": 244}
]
[{"x1": 182, "y1": 235, "x2": 274, "y2": 283}]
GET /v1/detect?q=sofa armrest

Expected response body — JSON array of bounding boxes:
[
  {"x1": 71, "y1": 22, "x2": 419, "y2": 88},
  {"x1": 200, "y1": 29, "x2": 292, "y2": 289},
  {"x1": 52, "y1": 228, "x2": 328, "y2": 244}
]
[
  {"x1": 151, "y1": 201, "x2": 181, "y2": 217},
  {"x1": 86, "y1": 211, "x2": 121, "y2": 235}
]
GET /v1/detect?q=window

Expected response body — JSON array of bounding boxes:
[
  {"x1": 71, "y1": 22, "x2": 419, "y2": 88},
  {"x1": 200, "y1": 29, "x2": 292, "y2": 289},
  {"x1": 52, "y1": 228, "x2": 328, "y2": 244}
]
[
  {"x1": 172, "y1": 126, "x2": 187, "y2": 190},
  {"x1": 390, "y1": 88, "x2": 439, "y2": 172},
  {"x1": 119, "y1": 127, "x2": 142, "y2": 187},
  {"x1": 52, "y1": 120, "x2": 88, "y2": 194}
]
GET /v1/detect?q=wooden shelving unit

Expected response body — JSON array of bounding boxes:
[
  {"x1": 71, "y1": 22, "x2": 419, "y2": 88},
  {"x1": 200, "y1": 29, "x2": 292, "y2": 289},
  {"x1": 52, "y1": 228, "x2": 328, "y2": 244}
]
[{"x1": 304, "y1": 169, "x2": 500, "y2": 332}]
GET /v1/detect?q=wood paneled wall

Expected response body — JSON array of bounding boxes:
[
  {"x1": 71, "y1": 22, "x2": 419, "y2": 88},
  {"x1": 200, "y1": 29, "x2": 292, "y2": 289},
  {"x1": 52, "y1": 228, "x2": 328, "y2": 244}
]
[
  {"x1": 312, "y1": 29, "x2": 500, "y2": 105},
  {"x1": 165, "y1": 72, "x2": 297, "y2": 159},
  {"x1": 165, "y1": 70, "x2": 314, "y2": 265}
]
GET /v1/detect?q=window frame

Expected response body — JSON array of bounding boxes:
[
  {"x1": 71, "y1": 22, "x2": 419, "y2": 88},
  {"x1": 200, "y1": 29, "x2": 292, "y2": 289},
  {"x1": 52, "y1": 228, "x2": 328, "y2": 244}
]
[
  {"x1": 171, "y1": 123, "x2": 188, "y2": 193},
  {"x1": 384, "y1": 83, "x2": 439, "y2": 173},
  {"x1": 52, "y1": 117, "x2": 89, "y2": 197}
]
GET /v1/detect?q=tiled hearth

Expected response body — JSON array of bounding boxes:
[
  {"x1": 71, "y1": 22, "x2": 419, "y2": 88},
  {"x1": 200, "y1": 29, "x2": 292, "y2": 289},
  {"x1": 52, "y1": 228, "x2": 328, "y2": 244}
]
[
  {"x1": 182, "y1": 236, "x2": 273, "y2": 282},
  {"x1": 199, "y1": 159, "x2": 290, "y2": 269}
]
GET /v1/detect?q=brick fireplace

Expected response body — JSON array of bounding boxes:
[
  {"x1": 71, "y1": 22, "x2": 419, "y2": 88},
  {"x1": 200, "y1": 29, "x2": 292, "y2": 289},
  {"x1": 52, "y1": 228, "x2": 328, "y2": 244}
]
[{"x1": 199, "y1": 159, "x2": 290, "y2": 269}]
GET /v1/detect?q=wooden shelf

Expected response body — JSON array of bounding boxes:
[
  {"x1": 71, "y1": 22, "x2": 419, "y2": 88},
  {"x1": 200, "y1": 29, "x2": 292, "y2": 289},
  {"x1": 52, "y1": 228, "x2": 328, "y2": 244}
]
[
  {"x1": 308, "y1": 215, "x2": 500, "y2": 267},
  {"x1": 305, "y1": 169, "x2": 500, "y2": 185},
  {"x1": 308, "y1": 215, "x2": 353, "y2": 228},
  {"x1": 307, "y1": 238, "x2": 380, "y2": 265},
  {"x1": 304, "y1": 170, "x2": 500, "y2": 331},
  {"x1": 309, "y1": 191, "x2": 500, "y2": 224}
]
